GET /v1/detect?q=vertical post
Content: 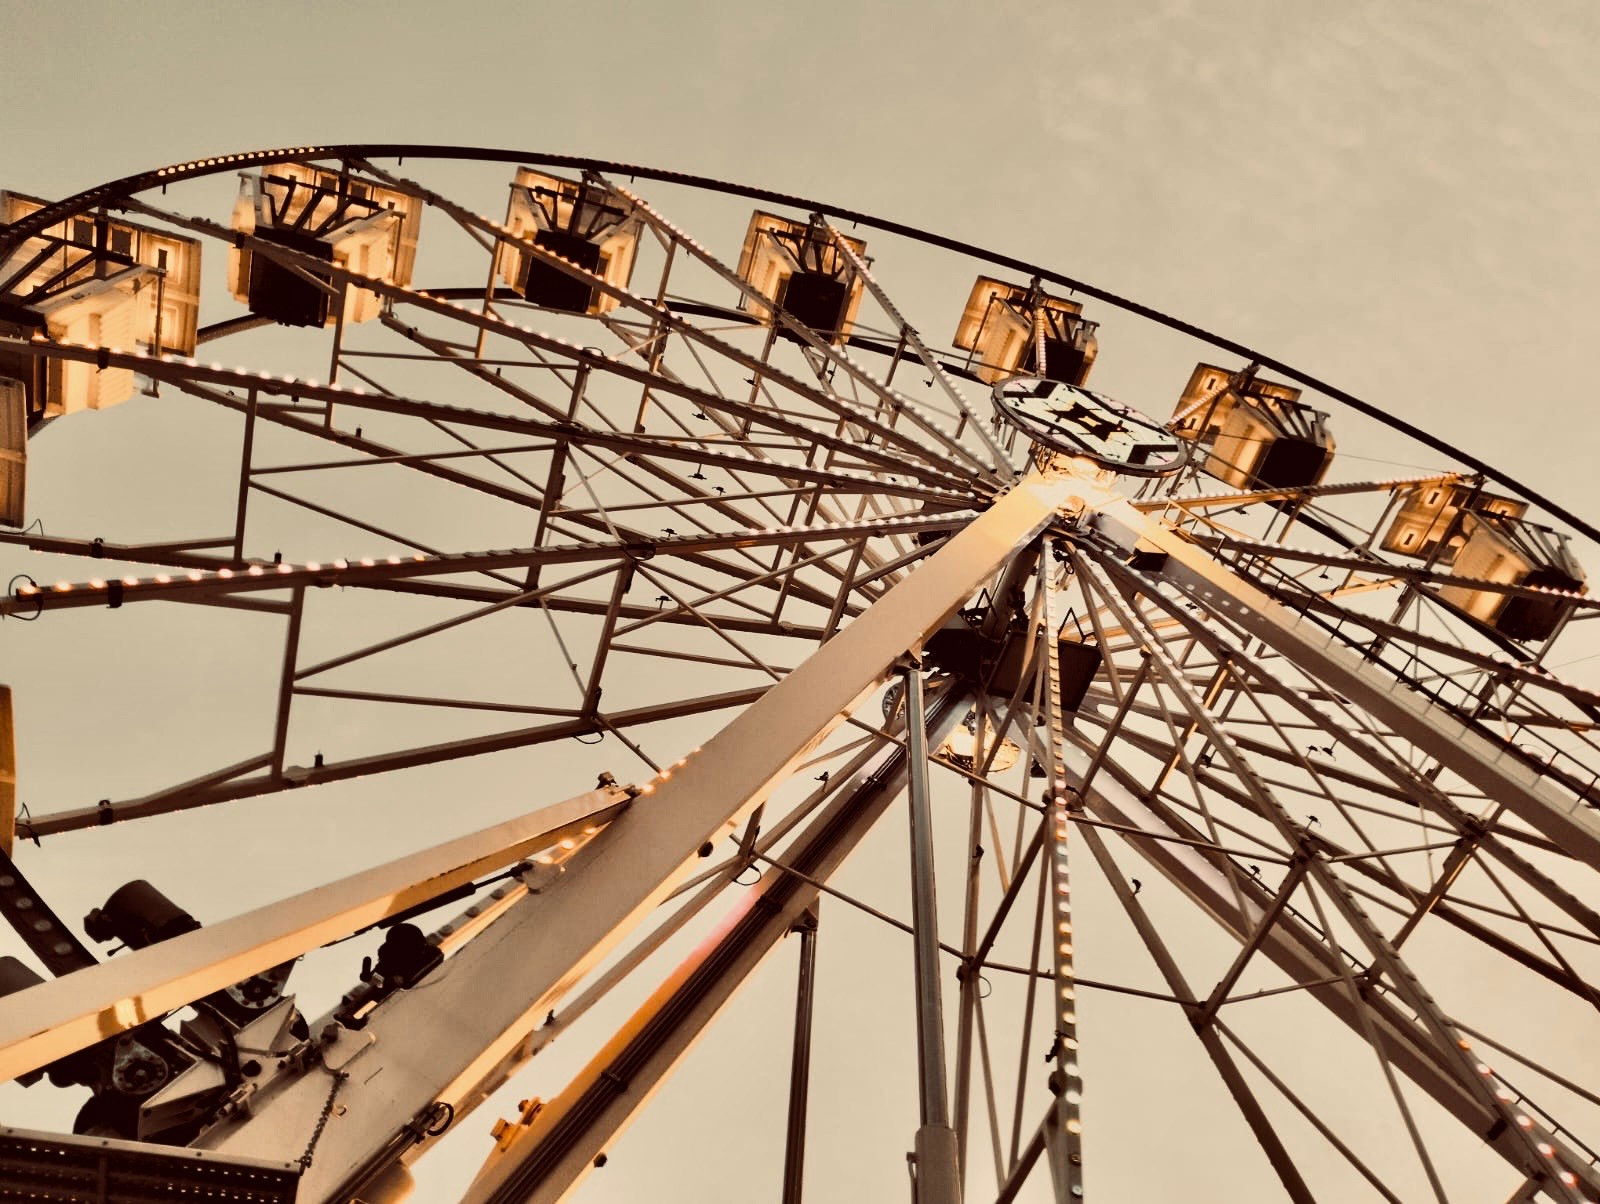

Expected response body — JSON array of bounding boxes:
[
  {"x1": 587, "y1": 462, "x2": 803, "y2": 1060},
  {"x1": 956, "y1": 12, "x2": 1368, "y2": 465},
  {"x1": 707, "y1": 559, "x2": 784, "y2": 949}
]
[
  {"x1": 582, "y1": 563, "x2": 634, "y2": 714},
  {"x1": 821, "y1": 539, "x2": 868, "y2": 643},
  {"x1": 270, "y1": 587, "x2": 305, "y2": 781},
  {"x1": 475, "y1": 206, "x2": 505, "y2": 361},
  {"x1": 740, "y1": 323, "x2": 780, "y2": 440},
  {"x1": 324, "y1": 294, "x2": 349, "y2": 426},
  {"x1": 145, "y1": 253, "x2": 167, "y2": 397},
  {"x1": 780, "y1": 906, "x2": 819, "y2": 1204},
  {"x1": 525, "y1": 364, "x2": 590, "y2": 590},
  {"x1": 949, "y1": 771, "x2": 985, "y2": 1176},
  {"x1": 1038, "y1": 544, "x2": 1086, "y2": 1202},
  {"x1": 902, "y1": 663, "x2": 962, "y2": 1204},
  {"x1": 0, "y1": 686, "x2": 15, "y2": 859},
  {"x1": 232, "y1": 388, "x2": 259, "y2": 566},
  {"x1": 632, "y1": 237, "x2": 677, "y2": 432}
]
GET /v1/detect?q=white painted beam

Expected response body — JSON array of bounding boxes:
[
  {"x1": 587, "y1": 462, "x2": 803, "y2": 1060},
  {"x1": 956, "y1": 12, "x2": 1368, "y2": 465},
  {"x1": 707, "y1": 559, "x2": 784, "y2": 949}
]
[
  {"x1": 203, "y1": 479, "x2": 1071, "y2": 1201},
  {"x1": 0, "y1": 784, "x2": 631, "y2": 1083}
]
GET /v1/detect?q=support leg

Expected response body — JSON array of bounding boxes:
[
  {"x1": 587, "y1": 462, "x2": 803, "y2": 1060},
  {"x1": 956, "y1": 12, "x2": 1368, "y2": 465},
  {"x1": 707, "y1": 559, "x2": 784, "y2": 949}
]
[
  {"x1": 781, "y1": 907, "x2": 820, "y2": 1204},
  {"x1": 903, "y1": 663, "x2": 963, "y2": 1204}
]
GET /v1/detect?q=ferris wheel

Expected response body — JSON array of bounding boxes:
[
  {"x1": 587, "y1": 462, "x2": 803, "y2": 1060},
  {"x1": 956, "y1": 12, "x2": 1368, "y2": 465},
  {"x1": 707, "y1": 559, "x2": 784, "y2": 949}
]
[{"x1": 0, "y1": 146, "x2": 1597, "y2": 1204}]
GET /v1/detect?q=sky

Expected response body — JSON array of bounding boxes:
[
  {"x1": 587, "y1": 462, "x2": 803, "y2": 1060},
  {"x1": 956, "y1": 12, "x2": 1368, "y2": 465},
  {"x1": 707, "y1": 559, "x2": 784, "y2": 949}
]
[{"x1": 2, "y1": 2, "x2": 1599, "y2": 1202}]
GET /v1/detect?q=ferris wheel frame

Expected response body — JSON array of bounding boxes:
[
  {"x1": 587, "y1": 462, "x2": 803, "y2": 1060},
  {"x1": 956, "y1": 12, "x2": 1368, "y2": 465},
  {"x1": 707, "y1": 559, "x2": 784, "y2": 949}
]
[{"x1": 0, "y1": 145, "x2": 1597, "y2": 1204}]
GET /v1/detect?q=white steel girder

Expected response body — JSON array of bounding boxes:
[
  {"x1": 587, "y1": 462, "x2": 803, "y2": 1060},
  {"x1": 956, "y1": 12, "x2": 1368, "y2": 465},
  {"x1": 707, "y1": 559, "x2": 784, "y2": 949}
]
[
  {"x1": 457, "y1": 686, "x2": 973, "y2": 1204},
  {"x1": 192, "y1": 478, "x2": 1072, "y2": 1201},
  {"x1": 0, "y1": 787, "x2": 632, "y2": 1084}
]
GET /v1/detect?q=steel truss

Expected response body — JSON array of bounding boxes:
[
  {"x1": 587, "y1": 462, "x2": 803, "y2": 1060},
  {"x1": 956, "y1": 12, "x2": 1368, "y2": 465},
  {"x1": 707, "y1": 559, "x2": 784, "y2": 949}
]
[{"x1": 1, "y1": 147, "x2": 1598, "y2": 1204}]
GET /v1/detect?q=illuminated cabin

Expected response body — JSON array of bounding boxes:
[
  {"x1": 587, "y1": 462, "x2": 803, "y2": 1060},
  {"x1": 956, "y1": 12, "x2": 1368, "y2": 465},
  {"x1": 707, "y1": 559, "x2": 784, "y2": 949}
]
[
  {"x1": 497, "y1": 169, "x2": 641, "y2": 315},
  {"x1": 1380, "y1": 482, "x2": 1526, "y2": 565},
  {"x1": 0, "y1": 193, "x2": 201, "y2": 422},
  {"x1": 1171, "y1": 363, "x2": 1335, "y2": 490},
  {"x1": 952, "y1": 277, "x2": 1098, "y2": 386},
  {"x1": 1437, "y1": 514, "x2": 1586, "y2": 641},
  {"x1": 735, "y1": 212, "x2": 866, "y2": 344},
  {"x1": 228, "y1": 165, "x2": 421, "y2": 328},
  {"x1": 0, "y1": 379, "x2": 23, "y2": 526},
  {"x1": 0, "y1": 684, "x2": 13, "y2": 857}
]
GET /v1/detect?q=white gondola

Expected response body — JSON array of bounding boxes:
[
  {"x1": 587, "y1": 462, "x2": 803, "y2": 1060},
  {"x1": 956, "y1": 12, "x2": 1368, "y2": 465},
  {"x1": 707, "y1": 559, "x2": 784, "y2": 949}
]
[
  {"x1": 228, "y1": 164, "x2": 421, "y2": 327},
  {"x1": 953, "y1": 276, "x2": 1098, "y2": 385},
  {"x1": 497, "y1": 169, "x2": 640, "y2": 316},
  {"x1": 0, "y1": 193, "x2": 201, "y2": 418},
  {"x1": 1380, "y1": 481, "x2": 1526, "y2": 564},
  {"x1": 735, "y1": 212, "x2": 866, "y2": 344},
  {"x1": 0, "y1": 379, "x2": 25, "y2": 528},
  {"x1": 1171, "y1": 362, "x2": 1334, "y2": 490},
  {"x1": 0, "y1": 684, "x2": 12, "y2": 857},
  {"x1": 1437, "y1": 513, "x2": 1586, "y2": 641}
]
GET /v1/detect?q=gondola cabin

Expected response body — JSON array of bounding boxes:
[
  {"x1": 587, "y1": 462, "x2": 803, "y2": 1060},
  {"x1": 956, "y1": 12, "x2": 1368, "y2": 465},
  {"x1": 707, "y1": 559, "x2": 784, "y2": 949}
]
[
  {"x1": 1171, "y1": 363, "x2": 1301, "y2": 443},
  {"x1": 1, "y1": 380, "x2": 23, "y2": 527},
  {"x1": 1380, "y1": 482, "x2": 1526, "y2": 564},
  {"x1": 1056, "y1": 633, "x2": 1103, "y2": 713},
  {"x1": 952, "y1": 277, "x2": 1098, "y2": 386},
  {"x1": 1437, "y1": 514, "x2": 1586, "y2": 641},
  {"x1": 0, "y1": 311, "x2": 42, "y2": 449},
  {"x1": 735, "y1": 212, "x2": 866, "y2": 344},
  {"x1": 0, "y1": 193, "x2": 201, "y2": 420},
  {"x1": 0, "y1": 683, "x2": 11, "y2": 856},
  {"x1": 497, "y1": 169, "x2": 641, "y2": 315},
  {"x1": 228, "y1": 165, "x2": 421, "y2": 328},
  {"x1": 1171, "y1": 363, "x2": 1335, "y2": 490}
]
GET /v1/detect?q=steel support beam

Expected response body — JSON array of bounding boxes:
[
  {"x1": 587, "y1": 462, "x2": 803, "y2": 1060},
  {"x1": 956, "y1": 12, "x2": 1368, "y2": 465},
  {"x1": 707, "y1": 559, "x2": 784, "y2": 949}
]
[
  {"x1": 457, "y1": 686, "x2": 973, "y2": 1204},
  {"x1": 1194, "y1": 857, "x2": 1310, "y2": 1028},
  {"x1": 193, "y1": 480, "x2": 1069, "y2": 1202},
  {"x1": 1075, "y1": 541, "x2": 1590, "y2": 1199},
  {"x1": 1061, "y1": 672, "x2": 1600, "y2": 1198},
  {"x1": 904, "y1": 663, "x2": 963, "y2": 1204},
  {"x1": 0, "y1": 686, "x2": 13, "y2": 858},
  {"x1": 781, "y1": 908, "x2": 820, "y2": 1204},
  {"x1": 0, "y1": 784, "x2": 631, "y2": 1082},
  {"x1": 21, "y1": 690, "x2": 766, "y2": 837}
]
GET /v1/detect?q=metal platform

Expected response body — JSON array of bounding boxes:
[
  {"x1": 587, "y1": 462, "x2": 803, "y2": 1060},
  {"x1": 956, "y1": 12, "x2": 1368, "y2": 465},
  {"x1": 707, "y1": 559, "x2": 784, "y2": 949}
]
[{"x1": 0, "y1": 1125, "x2": 299, "y2": 1203}]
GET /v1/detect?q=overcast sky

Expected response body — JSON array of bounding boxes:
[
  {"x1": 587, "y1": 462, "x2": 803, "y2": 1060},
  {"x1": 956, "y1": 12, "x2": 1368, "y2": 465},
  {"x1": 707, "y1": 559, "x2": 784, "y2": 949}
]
[{"x1": 2, "y1": 3, "x2": 1598, "y2": 1201}]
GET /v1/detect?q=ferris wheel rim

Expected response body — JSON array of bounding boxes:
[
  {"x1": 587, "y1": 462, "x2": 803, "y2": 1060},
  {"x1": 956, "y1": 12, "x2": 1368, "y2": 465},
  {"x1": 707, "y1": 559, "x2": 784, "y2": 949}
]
[
  {"x1": 4, "y1": 147, "x2": 1597, "y2": 840},
  {"x1": 5, "y1": 141, "x2": 1593, "y2": 552}
]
